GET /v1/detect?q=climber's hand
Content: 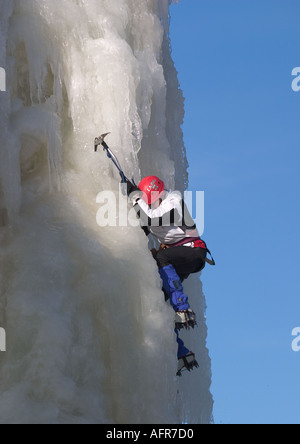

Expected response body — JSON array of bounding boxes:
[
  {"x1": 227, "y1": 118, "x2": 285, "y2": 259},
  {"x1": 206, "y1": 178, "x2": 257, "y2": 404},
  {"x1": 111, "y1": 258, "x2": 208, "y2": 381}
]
[{"x1": 122, "y1": 178, "x2": 143, "y2": 203}]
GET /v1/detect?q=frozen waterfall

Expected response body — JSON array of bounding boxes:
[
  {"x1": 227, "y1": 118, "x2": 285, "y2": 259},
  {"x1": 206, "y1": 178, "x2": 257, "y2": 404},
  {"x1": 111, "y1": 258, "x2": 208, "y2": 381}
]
[{"x1": 0, "y1": 0, "x2": 213, "y2": 424}]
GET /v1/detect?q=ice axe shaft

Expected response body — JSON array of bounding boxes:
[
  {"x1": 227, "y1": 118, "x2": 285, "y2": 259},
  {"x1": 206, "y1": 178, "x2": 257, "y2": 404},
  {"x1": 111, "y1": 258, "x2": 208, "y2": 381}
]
[{"x1": 94, "y1": 133, "x2": 127, "y2": 183}]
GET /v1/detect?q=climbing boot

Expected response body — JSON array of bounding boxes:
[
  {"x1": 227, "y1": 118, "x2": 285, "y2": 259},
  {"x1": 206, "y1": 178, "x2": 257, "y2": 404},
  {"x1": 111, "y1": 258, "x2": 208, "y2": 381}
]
[
  {"x1": 177, "y1": 352, "x2": 199, "y2": 376},
  {"x1": 175, "y1": 309, "x2": 197, "y2": 330}
]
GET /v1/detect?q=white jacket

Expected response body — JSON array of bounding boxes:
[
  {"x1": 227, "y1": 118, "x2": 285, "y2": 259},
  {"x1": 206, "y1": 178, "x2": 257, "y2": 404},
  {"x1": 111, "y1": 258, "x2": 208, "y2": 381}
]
[{"x1": 133, "y1": 190, "x2": 200, "y2": 245}]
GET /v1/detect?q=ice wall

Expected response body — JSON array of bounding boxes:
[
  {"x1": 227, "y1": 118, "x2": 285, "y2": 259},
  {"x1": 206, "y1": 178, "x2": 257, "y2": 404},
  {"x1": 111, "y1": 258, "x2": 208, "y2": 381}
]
[{"x1": 0, "y1": 0, "x2": 213, "y2": 424}]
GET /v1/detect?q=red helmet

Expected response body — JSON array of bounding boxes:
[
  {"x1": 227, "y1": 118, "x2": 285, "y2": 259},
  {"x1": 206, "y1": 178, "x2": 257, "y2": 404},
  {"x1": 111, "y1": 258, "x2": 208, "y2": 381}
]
[{"x1": 138, "y1": 176, "x2": 165, "y2": 205}]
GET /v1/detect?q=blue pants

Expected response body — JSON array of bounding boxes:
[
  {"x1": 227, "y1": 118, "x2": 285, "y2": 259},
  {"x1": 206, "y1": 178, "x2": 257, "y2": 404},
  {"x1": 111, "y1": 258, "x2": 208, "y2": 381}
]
[
  {"x1": 175, "y1": 329, "x2": 190, "y2": 359},
  {"x1": 158, "y1": 265, "x2": 191, "y2": 358},
  {"x1": 159, "y1": 265, "x2": 190, "y2": 312}
]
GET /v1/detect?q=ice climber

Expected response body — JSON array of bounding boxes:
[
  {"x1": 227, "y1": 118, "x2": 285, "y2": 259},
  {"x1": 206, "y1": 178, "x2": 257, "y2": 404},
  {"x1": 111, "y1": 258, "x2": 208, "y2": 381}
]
[{"x1": 124, "y1": 175, "x2": 215, "y2": 376}]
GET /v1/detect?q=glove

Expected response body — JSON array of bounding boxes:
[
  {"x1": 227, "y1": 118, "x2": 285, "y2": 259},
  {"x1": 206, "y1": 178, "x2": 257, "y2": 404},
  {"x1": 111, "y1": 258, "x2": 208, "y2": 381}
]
[
  {"x1": 120, "y1": 176, "x2": 142, "y2": 200},
  {"x1": 126, "y1": 179, "x2": 139, "y2": 196}
]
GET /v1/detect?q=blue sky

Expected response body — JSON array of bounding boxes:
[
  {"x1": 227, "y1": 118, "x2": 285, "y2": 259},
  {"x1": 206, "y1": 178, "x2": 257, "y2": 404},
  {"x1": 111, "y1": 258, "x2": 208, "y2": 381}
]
[{"x1": 170, "y1": 0, "x2": 300, "y2": 424}]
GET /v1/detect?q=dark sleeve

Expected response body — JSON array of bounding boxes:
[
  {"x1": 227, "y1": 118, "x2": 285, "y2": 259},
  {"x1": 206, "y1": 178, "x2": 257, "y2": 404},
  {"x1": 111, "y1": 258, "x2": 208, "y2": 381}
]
[{"x1": 141, "y1": 226, "x2": 151, "y2": 236}]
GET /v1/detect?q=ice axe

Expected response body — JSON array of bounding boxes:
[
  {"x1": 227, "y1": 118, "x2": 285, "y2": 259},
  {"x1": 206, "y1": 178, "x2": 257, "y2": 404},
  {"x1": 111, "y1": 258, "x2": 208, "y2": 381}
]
[{"x1": 94, "y1": 132, "x2": 128, "y2": 184}]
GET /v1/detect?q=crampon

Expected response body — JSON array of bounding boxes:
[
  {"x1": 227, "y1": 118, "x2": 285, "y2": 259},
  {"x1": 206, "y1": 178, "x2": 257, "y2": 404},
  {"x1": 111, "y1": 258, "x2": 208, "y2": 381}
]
[
  {"x1": 175, "y1": 309, "x2": 197, "y2": 330},
  {"x1": 177, "y1": 352, "x2": 199, "y2": 376}
]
